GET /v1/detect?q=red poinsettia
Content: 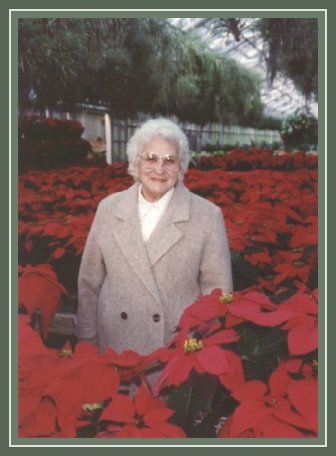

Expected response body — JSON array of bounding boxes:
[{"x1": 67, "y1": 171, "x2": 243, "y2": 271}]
[
  {"x1": 289, "y1": 219, "x2": 318, "y2": 249},
  {"x1": 273, "y1": 259, "x2": 312, "y2": 285},
  {"x1": 18, "y1": 315, "x2": 56, "y2": 434},
  {"x1": 278, "y1": 290, "x2": 318, "y2": 355},
  {"x1": 44, "y1": 358, "x2": 120, "y2": 437},
  {"x1": 19, "y1": 396, "x2": 58, "y2": 438},
  {"x1": 18, "y1": 320, "x2": 120, "y2": 438},
  {"x1": 177, "y1": 288, "x2": 299, "y2": 335},
  {"x1": 218, "y1": 349, "x2": 245, "y2": 392},
  {"x1": 152, "y1": 328, "x2": 240, "y2": 395},
  {"x1": 219, "y1": 361, "x2": 318, "y2": 438},
  {"x1": 244, "y1": 250, "x2": 272, "y2": 267},
  {"x1": 101, "y1": 385, "x2": 186, "y2": 438},
  {"x1": 103, "y1": 348, "x2": 150, "y2": 383},
  {"x1": 18, "y1": 264, "x2": 67, "y2": 337}
]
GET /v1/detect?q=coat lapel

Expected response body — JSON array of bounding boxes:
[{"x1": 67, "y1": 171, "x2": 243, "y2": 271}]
[
  {"x1": 111, "y1": 182, "x2": 162, "y2": 305},
  {"x1": 111, "y1": 181, "x2": 191, "y2": 301},
  {"x1": 146, "y1": 181, "x2": 190, "y2": 266}
]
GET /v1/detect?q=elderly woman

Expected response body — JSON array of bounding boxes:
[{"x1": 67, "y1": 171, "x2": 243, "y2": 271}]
[{"x1": 74, "y1": 118, "x2": 233, "y2": 355}]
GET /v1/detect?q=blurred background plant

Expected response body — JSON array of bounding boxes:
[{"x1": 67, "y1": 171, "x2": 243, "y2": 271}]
[{"x1": 280, "y1": 111, "x2": 318, "y2": 151}]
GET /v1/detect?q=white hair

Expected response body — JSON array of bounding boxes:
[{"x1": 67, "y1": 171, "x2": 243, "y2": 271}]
[{"x1": 126, "y1": 118, "x2": 190, "y2": 180}]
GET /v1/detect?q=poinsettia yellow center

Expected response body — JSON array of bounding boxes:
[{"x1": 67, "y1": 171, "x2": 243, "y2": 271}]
[
  {"x1": 265, "y1": 396, "x2": 277, "y2": 407},
  {"x1": 183, "y1": 338, "x2": 203, "y2": 353},
  {"x1": 312, "y1": 359, "x2": 318, "y2": 373},
  {"x1": 219, "y1": 293, "x2": 233, "y2": 303},
  {"x1": 57, "y1": 348, "x2": 73, "y2": 358},
  {"x1": 291, "y1": 247, "x2": 304, "y2": 253},
  {"x1": 82, "y1": 402, "x2": 104, "y2": 412},
  {"x1": 292, "y1": 260, "x2": 305, "y2": 267}
]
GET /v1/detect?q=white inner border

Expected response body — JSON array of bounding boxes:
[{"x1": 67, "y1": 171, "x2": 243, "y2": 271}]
[{"x1": 9, "y1": 8, "x2": 327, "y2": 448}]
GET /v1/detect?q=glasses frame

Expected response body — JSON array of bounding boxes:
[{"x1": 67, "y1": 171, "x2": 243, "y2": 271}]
[{"x1": 139, "y1": 152, "x2": 181, "y2": 172}]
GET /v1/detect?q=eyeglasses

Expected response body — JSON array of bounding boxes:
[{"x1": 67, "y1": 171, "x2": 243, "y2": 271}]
[{"x1": 140, "y1": 152, "x2": 180, "y2": 171}]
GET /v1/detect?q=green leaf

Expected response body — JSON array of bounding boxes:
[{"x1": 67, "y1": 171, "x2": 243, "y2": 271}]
[
  {"x1": 235, "y1": 326, "x2": 261, "y2": 359},
  {"x1": 256, "y1": 328, "x2": 287, "y2": 358},
  {"x1": 76, "y1": 424, "x2": 98, "y2": 438},
  {"x1": 167, "y1": 376, "x2": 213, "y2": 435},
  {"x1": 270, "y1": 288, "x2": 297, "y2": 304},
  {"x1": 167, "y1": 383, "x2": 193, "y2": 428}
]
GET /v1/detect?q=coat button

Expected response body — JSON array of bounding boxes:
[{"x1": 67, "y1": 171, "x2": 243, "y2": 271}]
[
  {"x1": 152, "y1": 313, "x2": 160, "y2": 323},
  {"x1": 120, "y1": 312, "x2": 128, "y2": 320}
]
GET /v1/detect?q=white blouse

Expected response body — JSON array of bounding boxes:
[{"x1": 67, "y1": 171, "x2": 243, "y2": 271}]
[{"x1": 137, "y1": 184, "x2": 174, "y2": 242}]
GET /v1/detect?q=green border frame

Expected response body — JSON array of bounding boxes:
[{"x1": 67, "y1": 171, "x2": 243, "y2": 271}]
[{"x1": 4, "y1": 0, "x2": 330, "y2": 451}]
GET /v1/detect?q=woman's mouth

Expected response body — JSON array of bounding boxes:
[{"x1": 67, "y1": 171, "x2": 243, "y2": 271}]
[{"x1": 151, "y1": 177, "x2": 166, "y2": 182}]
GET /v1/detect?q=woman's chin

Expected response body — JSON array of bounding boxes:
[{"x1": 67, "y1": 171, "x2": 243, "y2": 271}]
[{"x1": 141, "y1": 181, "x2": 170, "y2": 200}]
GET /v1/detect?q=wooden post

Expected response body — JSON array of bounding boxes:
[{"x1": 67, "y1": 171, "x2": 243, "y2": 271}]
[
  {"x1": 220, "y1": 123, "x2": 224, "y2": 146},
  {"x1": 105, "y1": 112, "x2": 112, "y2": 164}
]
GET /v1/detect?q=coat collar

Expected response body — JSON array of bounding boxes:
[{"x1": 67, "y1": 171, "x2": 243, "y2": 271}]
[
  {"x1": 111, "y1": 181, "x2": 190, "y2": 304},
  {"x1": 145, "y1": 180, "x2": 190, "y2": 265},
  {"x1": 114, "y1": 180, "x2": 190, "y2": 223}
]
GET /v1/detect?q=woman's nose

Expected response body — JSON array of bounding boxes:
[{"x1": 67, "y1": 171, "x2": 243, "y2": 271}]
[{"x1": 153, "y1": 160, "x2": 165, "y2": 173}]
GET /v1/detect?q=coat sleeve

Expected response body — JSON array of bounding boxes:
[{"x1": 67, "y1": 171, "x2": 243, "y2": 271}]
[
  {"x1": 199, "y1": 206, "x2": 233, "y2": 295},
  {"x1": 74, "y1": 204, "x2": 106, "y2": 341}
]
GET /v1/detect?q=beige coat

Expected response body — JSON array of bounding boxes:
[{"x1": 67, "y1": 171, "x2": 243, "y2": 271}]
[{"x1": 74, "y1": 180, "x2": 233, "y2": 355}]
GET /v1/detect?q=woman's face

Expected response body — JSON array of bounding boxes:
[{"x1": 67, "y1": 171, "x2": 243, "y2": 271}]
[{"x1": 137, "y1": 136, "x2": 180, "y2": 202}]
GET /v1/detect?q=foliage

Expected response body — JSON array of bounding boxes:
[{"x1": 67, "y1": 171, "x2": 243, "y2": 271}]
[
  {"x1": 18, "y1": 18, "x2": 263, "y2": 126},
  {"x1": 280, "y1": 111, "x2": 318, "y2": 150},
  {"x1": 165, "y1": 31, "x2": 263, "y2": 125},
  {"x1": 20, "y1": 116, "x2": 84, "y2": 140},
  {"x1": 198, "y1": 140, "x2": 283, "y2": 155},
  {"x1": 18, "y1": 19, "x2": 88, "y2": 110},
  {"x1": 196, "y1": 18, "x2": 318, "y2": 101},
  {"x1": 18, "y1": 149, "x2": 317, "y2": 305},
  {"x1": 257, "y1": 19, "x2": 318, "y2": 100},
  {"x1": 18, "y1": 150, "x2": 318, "y2": 438},
  {"x1": 256, "y1": 115, "x2": 283, "y2": 131},
  {"x1": 190, "y1": 147, "x2": 317, "y2": 171},
  {"x1": 18, "y1": 287, "x2": 318, "y2": 438},
  {"x1": 18, "y1": 264, "x2": 67, "y2": 338},
  {"x1": 19, "y1": 117, "x2": 91, "y2": 171}
]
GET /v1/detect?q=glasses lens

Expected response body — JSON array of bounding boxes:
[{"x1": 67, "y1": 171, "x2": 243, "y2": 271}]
[
  {"x1": 143, "y1": 153, "x2": 158, "y2": 165},
  {"x1": 142, "y1": 153, "x2": 179, "y2": 170},
  {"x1": 163, "y1": 155, "x2": 179, "y2": 169}
]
